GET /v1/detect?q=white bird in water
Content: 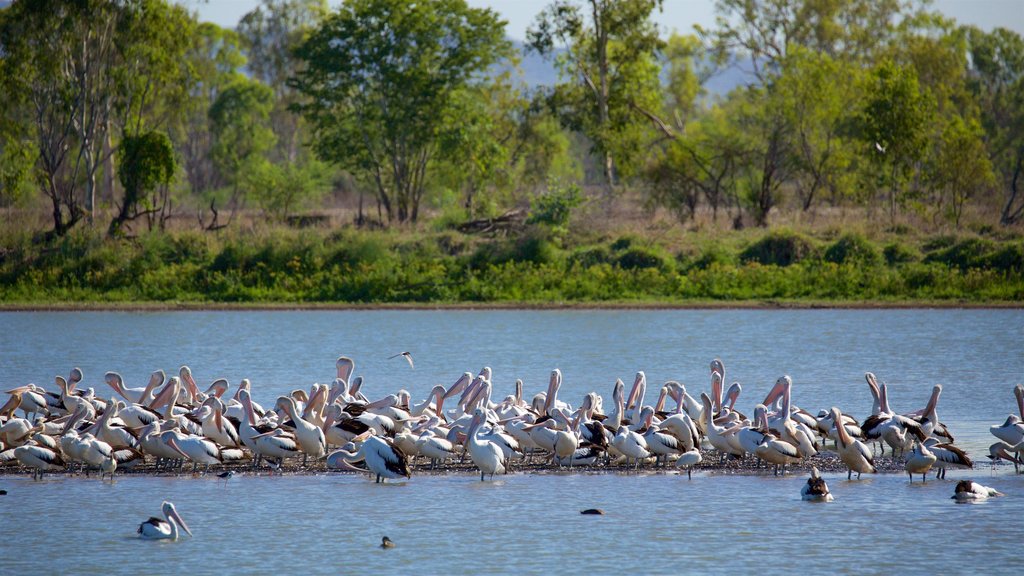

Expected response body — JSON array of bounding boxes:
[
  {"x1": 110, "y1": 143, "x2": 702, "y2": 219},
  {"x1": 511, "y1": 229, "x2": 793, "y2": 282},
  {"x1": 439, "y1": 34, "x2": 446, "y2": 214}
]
[
  {"x1": 801, "y1": 467, "x2": 833, "y2": 502},
  {"x1": 388, "y1": 352, "x2": 414, "y2": 369},
  {"x1": 138, "y1": 501, "x2": 192, "y2": 540},
  {"x1": 952, "y1": 480, "x2": 1004, "y2": 502}
]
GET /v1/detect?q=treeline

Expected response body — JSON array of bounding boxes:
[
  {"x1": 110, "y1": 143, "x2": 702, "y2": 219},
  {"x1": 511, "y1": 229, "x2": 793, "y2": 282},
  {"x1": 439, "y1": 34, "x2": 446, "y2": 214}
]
[{"x1": 1, "y1": 0, "x2": 1023, "y2": 239}]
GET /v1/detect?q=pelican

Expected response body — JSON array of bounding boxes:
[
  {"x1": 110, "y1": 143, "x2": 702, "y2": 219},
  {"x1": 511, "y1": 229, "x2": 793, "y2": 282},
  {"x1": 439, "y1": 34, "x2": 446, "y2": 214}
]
[
  {"x1": 923, "y1": 438, "x2": 972, "y2": 479},
  {"x1": 801, "y1": 467, "x2": 833, "y2": 502},
  {"x1": 105, "y1": 371, "x2": 163, "y2": 405},
  {"x1": 415, "y1": 432, "x2": 459, "y2": 469},
  {"x1": 861, "y1": 375, "x2": 925, "y2": 456},
  {"x1": 830, "y1": 407, "x2": 876, "y2": 480},
  {"x1": 762, "y1": 376, "x2": 817, "y2": 458},
  {"x1": 277, "y1": 396, "x2": 326, "y2": 465},
  {"x1": 161, "y1": 430, "x2": 245, "y2": 473},
  {"x1": 700, "y1": 393, "x2": 744, "y2": 460},
  {"x1": 611, "y1": 425, "x2": 650, "y2": 469},
  {"x1": 464, "y1": 409, "x2": 506, "y2": 481},
  {"x1": 905, "y1": 442, "x2": 937, "y2": 482},
  {"x1": 138, "y1": 501, "x2": 192, "y2": 540},
  {"x1": 14, "y1": 444, "x2": 65, "y2": 480},
  {"x1": 326, "y1": 434, "x2": 411, "y2": 483},
  {"x1": 249, "y1": 428, "x2": 301, "y2": 467},
  {"x1": 951, "y1": 480, "x2": 1004, "y2": 502},
  {"x1": 990, "y1": 385, "x2": 1024, "y2": 446},
  {"x1": 986, "y1": 441, "x2": 1022, "y2": 473}
]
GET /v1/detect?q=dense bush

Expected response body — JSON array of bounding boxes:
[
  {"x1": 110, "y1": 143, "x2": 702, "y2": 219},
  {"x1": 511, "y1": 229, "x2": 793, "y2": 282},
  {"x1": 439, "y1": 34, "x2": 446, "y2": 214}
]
[
  {"x1": 739, "y1": 230, "x2": 819, "y2": 266},
  {"x1": 824, "y1": 233, "x2": 882, "y2": 266},
  {"x1": 883, "y1": 241, "x2": 920, "y2": 265}
]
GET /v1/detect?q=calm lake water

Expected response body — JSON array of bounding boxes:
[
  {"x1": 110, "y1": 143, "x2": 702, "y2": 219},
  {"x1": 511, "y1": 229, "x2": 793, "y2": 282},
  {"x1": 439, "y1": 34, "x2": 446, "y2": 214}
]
[{"x1": 1, "y1": 309, "x2": 1022, "y2": 574}]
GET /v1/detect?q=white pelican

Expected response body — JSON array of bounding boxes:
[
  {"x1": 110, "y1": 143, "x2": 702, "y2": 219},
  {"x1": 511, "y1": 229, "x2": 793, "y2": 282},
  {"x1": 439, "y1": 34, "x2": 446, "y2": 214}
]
[
  {"x1": 762, "y1": 376, "x2": 817, "y2": 458},
  {"x1": 277, "y1": 396, "x2": 326, "y2": 465},
  {"x1": 198, "y1": 398, "x2": 240, "y2": 448},
  {"x1": 990, "y1": 385, "x2": 1024, "y2": 446},
  {"x1": 416, "y1": 432, "x2": 459, "y2": 469},
  {"x1": 801, "y1": 467, "x2": 833, "y2": 502},
  {"x1": 14, "y1": 444, "x2": 66, "y2": 479},
  {"x1": 104, "y1": 371, "x2": 163, "y2": 405},
  {"x1": 250, "y1": 428, "x2": 301, "y2": 467},
  {"x1": 985, "y1": 441, "x2": 1021, "y2": 473},
  {"x1": 323, "y1": 405, "x2": 373, "y2": 447},
  {"x1": 905, "y1": 442, "x2": 937, "y2": 482},
  {"x1": 830, "y1": 407, "x2": 876, "y2": 480},
  {"x1": 2, "y1": 386, "x2": 49, "y2": 420},
  {"x1": 138, "y1": 501, "x2": 192, "y2": 540},
  {"x1": 861, "y1": 375, "x2": 924, "y2": 456},
  {"x1": 674, "y1": 449, "x2": 702, "y2": 478},
  {"x1": 700, "y1": 393, "x2": 744, "y2": 460},
  {"x1": 952, "y1": 480, "x2": 1004, "y2": 502},
  {"x1": 326, "y1": 434, "x2": 411, "y2": 483},
  {"x1": 642, "y1": 415, "x2": 684, "y2": 466},
  {"x1": 161, "y1": 430, "x2": 245, "y2": 473},
  {"x1": 611, "y1": 425, "x2": 650, "y2": 469},
  {"x1": 923, "y1": 438, "x2": 972, "y2": 479},
  {"x1": 523, "y1": 416, "x2": 577, "y2": 466},
  {"x1": 464, "y1": 409, "x2": 505, "y2": 481},
  {"x1": 408, "y1": 385, "x2": 447, "y2": 418}
]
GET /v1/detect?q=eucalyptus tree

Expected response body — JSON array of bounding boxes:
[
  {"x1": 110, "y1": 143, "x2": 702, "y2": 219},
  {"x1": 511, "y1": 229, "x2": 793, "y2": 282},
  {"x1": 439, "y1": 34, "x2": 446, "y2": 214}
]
[
  {"x1": 291, "y1": 0, "x2": 510, "y2": 224},
  {"x1": 527, "y1": 0, "x2": 664, "y2": 189},
  {"x1": 964, "y1": 26, "x2": 1024, "y2": 225}
]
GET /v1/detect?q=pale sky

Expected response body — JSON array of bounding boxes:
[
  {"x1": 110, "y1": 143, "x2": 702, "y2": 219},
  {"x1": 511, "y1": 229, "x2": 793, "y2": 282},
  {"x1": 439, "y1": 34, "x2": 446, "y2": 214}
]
[{"x1": 180, "y1": 0, "x2": 1023, "y2": 37}]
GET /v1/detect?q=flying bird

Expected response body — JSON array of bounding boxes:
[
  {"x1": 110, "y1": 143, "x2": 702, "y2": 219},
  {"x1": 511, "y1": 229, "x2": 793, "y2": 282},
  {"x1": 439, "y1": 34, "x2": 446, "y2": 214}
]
[
  {"x1": 388, "y1": 352, "x2": 414, "y2": 369},
  {"x1": 874, "y1": 141, "x2": 886, "y2": 154}
]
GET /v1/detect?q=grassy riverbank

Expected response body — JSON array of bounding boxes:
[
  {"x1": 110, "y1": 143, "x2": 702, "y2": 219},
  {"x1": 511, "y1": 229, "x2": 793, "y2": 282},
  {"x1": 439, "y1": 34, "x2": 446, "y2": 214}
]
[{"x1": 1, "y1": 225, "x2": 1021, "y2": 305}]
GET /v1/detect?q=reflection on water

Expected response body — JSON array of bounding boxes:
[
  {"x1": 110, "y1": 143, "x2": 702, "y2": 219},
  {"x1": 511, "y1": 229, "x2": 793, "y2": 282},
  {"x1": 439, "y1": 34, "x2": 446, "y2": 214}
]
[{"x1": 1, "y1": 309, "x2": 1022, "y2": 574}]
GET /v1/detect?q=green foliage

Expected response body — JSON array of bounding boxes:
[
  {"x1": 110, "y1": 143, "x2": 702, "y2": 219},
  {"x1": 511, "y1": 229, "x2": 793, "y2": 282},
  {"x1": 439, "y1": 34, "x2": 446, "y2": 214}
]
[
  {"x1": 824, "y1": 233, "x2": 882, "y2": 266},
  {"x1": 616, "y1": 246, "x2": 672, "y2": 271},
  {"x1": 527, "y1": 180, "x2": 585, "y2": 231},
  {"x1": 111, "y1": 130, "x2": 176, "y2": 236},
  {"x1": 292, "y1": 0, "x2": 511, "y2": 223},
  {"x1": 883, "y1": 241, "x2": 920, "y2": 265},
  {"x1": 740, "y1": 230, "x2": 819, "y2": 266},
  {"x1": 528, "y1": 0, "x2": 664, "y2": 186},
  {"x1": 0, "y1": 227, "x2": 1021, "y2": 304}
]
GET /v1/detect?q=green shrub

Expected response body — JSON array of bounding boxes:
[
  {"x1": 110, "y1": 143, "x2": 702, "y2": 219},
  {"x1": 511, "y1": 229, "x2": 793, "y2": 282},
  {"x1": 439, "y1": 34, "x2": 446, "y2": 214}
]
[
  {"x1": 610, "y1": 235, "x2": 638, "y2": 252},
  {"x1": 923, "y1": 238, "x2": 996, "y2": 270},
  {"x1": 981, "y1": 242, "x2": 1024, "y2": 273},
  {"x1": 616, "y1": 246, "x2": 671, "y2": 271},
  {"x1": 883, "y1": 242, "x2": 920, "y2": 266},
  {"x1": 570, "y1": 245, "x2": 613, "y2": 268},
  {"x1": 824, "y1": 233, "x2": 882, "y2": 266},
  {"x1": 688, "y1": 244, "x2": 736, "y2": 270},
  {"x1": 739, "y1": 230, "x2": 818, "y2": 266},
  {"x1": 514, "y1": 233, "x2": 558, "y2": 264}
]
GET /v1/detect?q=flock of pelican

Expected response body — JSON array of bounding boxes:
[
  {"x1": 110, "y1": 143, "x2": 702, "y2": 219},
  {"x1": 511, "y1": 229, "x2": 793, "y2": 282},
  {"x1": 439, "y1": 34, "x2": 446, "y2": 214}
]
[{"x1": 1, "y1": 358, "x2": 1020, "y2": 500}]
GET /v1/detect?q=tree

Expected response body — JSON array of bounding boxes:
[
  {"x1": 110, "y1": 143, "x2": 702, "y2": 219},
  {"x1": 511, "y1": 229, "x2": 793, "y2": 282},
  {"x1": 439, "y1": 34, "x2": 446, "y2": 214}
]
[
  {"x1": 109, "y1": 130, "x2": 176, "y2": 236},
  {"x1": 858, "y1": 60, "x2": 934, "y2": 225},
  {"x1": 964, "y1": 26, "x2": 1024, "y2": 225},
  {"x1": 291, "y1": 0, "x2": 510, "y2": 224},
  {"x1": 208, "y1": 78, "x2": 276, "y2": 224},
  {"x1": 929, "y1": 115, "x2": 995, "y2": 228},
  {"x1": 238, "y1": 0, "x2": 328, "y2": 164},
  {"x1": 703, "y1": 0, "x2": 925, "y2": 77},
  {"x1": 175, "y1": 22, "x2": 247, "y2": 199},
  {"x1": 772, "y1": 47, "x2": 859, "y2": 211},
  {"x1": 527, "y1": 0, "x2": 664, "y2": 189}
]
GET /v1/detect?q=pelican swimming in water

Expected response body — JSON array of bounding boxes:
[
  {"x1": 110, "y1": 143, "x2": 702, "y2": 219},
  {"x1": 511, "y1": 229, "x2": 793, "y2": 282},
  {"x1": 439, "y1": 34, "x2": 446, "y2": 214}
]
[
  {"x1": 801, "y1": 467, "x2": 833, "y2": 502},
  {"x1": 951, "y1": 480, "x2": 1004, "y2": 502},
  {"x1": 138, "y1": 501, "x2": 192, "y2": 540}
]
